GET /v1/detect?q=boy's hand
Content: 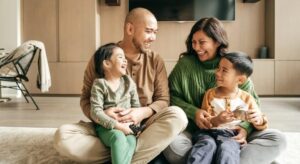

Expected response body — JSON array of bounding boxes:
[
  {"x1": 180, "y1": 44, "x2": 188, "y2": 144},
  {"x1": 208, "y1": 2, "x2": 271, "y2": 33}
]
[
  {"x1": 218, "y1": 111, "x2": 235, "y2": 123},
  {"x1": 210, "y1": 111, "x2": 234, "y2": 127},
  {"x1": 247, "y1": 109, "x2": 263, "y2": 126}
]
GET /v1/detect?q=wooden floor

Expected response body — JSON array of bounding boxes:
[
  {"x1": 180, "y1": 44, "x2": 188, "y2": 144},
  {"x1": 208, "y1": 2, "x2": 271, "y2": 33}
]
[
  {"x1": 0, "y1": 96, "x2": 300, "y2": 132},
  {"x1": 0, "y1": 96, "x2": 89, "y2": 128}
]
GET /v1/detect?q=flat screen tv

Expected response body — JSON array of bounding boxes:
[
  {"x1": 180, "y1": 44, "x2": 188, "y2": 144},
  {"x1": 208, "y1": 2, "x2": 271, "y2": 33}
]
[{"x1": 129, "y1": 0, "x2": 235, "y2": 21}]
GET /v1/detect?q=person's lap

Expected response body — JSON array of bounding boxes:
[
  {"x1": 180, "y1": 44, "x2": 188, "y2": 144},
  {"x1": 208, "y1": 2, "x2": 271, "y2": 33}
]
[
  {"x1": 163, "y1": 128, "x2": 287, "y2": 164},
  {"x1": 54, "y1": 106, "x2": 188, "y2": 164}
]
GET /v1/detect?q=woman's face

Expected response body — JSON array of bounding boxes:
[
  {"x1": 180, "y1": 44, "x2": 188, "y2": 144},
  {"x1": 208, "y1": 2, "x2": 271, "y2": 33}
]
[{"x1": 192, "y1": 30, "x2": 220, "y2": 62}]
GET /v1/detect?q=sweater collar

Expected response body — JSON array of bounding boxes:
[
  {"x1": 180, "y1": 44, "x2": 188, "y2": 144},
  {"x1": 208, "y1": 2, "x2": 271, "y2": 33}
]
[{"x1": 196, "y1": 55, "x2": 221, "y2": 69}]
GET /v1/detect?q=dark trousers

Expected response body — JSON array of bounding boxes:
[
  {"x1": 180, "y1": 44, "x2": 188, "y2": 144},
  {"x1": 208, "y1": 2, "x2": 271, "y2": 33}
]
[{"x1": 187, "y1": 129, "x2": 240, "y2": 164}]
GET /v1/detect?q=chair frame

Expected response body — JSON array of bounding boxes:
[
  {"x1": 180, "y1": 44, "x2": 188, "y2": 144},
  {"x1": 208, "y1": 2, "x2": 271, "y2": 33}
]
[{"x1": 0, "y1": 45, "x2": 40, "y2": 110}]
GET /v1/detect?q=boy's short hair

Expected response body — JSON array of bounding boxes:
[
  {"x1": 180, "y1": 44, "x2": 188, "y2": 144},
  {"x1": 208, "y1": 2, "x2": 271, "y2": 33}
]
[{"x1": 222, "y1": 51, "x2": 253, "y2": 77}]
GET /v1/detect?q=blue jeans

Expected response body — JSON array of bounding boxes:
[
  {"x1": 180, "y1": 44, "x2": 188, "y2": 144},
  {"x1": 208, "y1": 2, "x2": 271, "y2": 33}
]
[
  {"x1": 187, "y1": 129, "x2": 240, "y2": 164},
  {"x1": 164, "y1": 129, "x2": 287, "y2": 164}
]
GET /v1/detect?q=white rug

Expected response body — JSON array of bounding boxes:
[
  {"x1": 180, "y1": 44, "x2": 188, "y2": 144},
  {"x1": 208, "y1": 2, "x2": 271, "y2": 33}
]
[
  {"x1": 0, "y1": 127, "x2": 77, "y2": 164},
  {"x1": 0, "y1": 127, "x2": 299, "y2": 164},
  {"x1": 275, "y1": 132, "x2": 300, "y2": 164}
]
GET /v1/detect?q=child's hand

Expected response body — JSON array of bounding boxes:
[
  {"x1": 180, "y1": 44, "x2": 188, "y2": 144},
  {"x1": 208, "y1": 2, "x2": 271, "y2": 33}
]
[
  {"x1": 115, "y1": 122, "x2": 134, "y2": 135},
  {"x1": 246, "y1": 109, "x2": 263, "y2": 126},
  {"x1": 211, "y1": 111, "x2": 234, "y2": 127},
  {"x1": 217, "y1": 111, "x2": 235, "y2": 124}
]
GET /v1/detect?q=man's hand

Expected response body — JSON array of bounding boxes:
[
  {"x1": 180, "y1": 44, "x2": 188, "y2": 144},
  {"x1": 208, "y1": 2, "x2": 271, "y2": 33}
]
[
  {"x1": 232, "y1": 126, "x2": 247, "y2": 147},
  {"x1": 104, "y1": 107, "x2": 126, "y2": 120},
  {"x1": 118, "y1": 107, "x2": 153, "y2": 124},
  {"x1": 195, "y1": 110, "x2": 212, "y2": 129}
]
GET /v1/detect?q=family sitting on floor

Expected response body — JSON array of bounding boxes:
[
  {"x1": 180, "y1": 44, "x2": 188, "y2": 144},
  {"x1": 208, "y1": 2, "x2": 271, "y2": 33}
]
[{"x1": 53, "y1": 7, "x2": 286, "y2": 164}]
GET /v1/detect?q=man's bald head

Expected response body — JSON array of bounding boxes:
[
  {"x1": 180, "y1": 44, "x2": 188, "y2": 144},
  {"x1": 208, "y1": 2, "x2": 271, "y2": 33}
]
[{"x1": 125, "y1": 8, "x2": 156, "y2": 26}]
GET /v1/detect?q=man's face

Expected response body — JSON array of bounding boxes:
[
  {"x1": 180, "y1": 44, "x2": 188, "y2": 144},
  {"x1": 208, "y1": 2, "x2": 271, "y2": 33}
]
[{"x1": 132, "y1": 15, "x2": 158, "y2": 54}]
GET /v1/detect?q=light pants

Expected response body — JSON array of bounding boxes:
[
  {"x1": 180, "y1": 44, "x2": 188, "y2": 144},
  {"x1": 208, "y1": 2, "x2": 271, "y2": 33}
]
[
  {"x1": 163, "y1": 129, "x2": 287, "y2": 164},
  {"x1": 96, "y1": 125, "x2": 136, "y2": 164},
  {"x1": 54, "y1": 106, "x2": 188, "y2": 164}
]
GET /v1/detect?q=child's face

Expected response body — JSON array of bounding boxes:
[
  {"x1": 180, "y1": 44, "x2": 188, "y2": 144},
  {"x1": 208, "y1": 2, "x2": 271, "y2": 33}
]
[
  {"x1": 215, "y1": 58, "x2": 242, "y2": 89},
  {"x1": 106, "y1": 47, "x2": 127, "y2": 76}
]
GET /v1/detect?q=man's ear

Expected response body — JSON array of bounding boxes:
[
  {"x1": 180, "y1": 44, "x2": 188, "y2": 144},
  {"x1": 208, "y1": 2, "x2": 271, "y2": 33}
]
[
  {"x1": 238, "y1": 75, "x2": 247, "y2": 85},
  {"x1": 125, "y1": 22, "x2": 134, "y2": 36}
]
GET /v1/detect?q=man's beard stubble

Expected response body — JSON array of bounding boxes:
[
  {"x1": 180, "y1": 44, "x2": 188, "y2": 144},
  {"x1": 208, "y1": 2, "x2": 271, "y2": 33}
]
[{"x1": 132, "y1": 37, "x2": 149, "y2": 54}]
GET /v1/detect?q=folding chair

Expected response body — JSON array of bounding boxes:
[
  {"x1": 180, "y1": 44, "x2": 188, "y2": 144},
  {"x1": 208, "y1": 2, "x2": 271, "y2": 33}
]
[{"x1": 0, "y1": 44, "x2": 40, "y2": 110}]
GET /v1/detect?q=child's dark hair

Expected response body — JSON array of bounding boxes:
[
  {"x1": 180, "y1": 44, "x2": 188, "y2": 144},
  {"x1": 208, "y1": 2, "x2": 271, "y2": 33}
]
[
  {"x1": 222, "y1": 51, "x2": 253, "y2": 77},
  {"x1": 94, "y1": 42, "x2": 120, "y2": 78}
]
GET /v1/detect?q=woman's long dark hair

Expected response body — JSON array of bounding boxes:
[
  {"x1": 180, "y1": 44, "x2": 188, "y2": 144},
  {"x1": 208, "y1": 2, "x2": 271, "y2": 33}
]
[
  {"x1": 94, "y1": 43, "x2": 120, "y2": 78},
  {"x1": 182, "y1": 17, "x2": 229, "y2": 58}
]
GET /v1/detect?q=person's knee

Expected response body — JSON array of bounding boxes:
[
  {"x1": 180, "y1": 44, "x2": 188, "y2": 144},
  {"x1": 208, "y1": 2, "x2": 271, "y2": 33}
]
[
  {"x1": 53, "y1": 122, "x2": 107, "y2": 162},
  {"x1": 167, "y1": 106, "x2": 188, "y2": 131},
  {"x1": 53, "y1": 123, "x2": 84, "y2": 160},
  {"x1": 163, "y1": 132, "x2": 192, "y2": 164},
  {"x1": 268, "y1": 129, "x2": 287, "y2": 150},
  {"x1": 251, "y1": 129, "x2": 287, "y2": 150}
]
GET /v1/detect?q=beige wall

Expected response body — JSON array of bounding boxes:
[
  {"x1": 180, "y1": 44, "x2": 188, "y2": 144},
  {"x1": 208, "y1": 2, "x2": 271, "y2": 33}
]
[
  {"x1": 100, "y1": 0, "x2": 265, "y2": 74},
  {"x1": 100, "y1": 0, "x2": 266, "y2": 58},
  {"x1": 0, "y1": 0, "x2": 21, "y2": 96},
  {"x1": 21, "y1": 0, "x2": 266, "y2": 94},
  {"x1": 0, "y1": 0, "x2": 20, "y2": 51}
]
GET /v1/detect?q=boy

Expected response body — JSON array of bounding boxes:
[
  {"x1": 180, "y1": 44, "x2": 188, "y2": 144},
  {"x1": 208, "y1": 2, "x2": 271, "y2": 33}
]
[{"x1": 187, "y1": 52, "x2": 268, "y2": 164}]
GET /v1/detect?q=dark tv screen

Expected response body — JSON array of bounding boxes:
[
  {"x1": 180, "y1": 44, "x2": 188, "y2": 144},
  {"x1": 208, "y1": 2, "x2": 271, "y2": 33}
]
[{"x1": 129, "y1": 0, "x2": 235, "y2": 21}]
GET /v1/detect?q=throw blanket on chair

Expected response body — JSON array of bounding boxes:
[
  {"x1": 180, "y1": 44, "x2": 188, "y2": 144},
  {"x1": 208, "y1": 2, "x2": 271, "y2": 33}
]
[{"x1": 23, "y1": 40, "x2": 51, "y2": 92}]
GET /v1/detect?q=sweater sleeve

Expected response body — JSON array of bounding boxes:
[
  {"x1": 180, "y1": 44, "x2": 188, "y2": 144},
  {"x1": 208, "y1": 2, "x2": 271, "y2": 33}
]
[
  {"x1": 248, "y1": 95, "x2": 268, "y2": 130},
  {"x1": 169, "y1": 59, "x2": 199, "y2": 120},
  {"x1": 90, "y1": 79, "x2": 117, "y2": 129},
  {"x1": 201, "y1": 89, "x2": 215, "y2": 116},
  {"x1": 148, "y1": 54, "x2": 170, "y2": 112},
  {"x1": 80, "y1": 57, "x2": 96, "y2": 120}
]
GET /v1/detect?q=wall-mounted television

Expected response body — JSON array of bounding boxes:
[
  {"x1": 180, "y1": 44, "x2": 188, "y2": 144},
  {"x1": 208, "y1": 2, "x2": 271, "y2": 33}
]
[{"x1": 129, "y1": 0, "x2": 235, "y2": 21}]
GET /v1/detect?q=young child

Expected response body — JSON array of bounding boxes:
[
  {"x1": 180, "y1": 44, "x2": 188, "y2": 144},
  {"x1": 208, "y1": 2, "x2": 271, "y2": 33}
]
[
  {"x1": 188, "y1": 52, "x2": 268, "y2": 164},
  {"x1": 90, "y1": 43, "x2": 141, "y2": 164}
]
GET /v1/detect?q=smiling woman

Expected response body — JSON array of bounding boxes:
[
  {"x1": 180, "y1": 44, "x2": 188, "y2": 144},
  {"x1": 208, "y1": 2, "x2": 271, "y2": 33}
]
[{"x1": 164, "y1": 17, "x2": 287, "y2": 164}]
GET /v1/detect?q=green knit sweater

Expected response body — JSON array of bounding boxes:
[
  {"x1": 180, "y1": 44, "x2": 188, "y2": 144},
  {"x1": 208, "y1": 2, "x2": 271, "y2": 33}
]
[{"x1": 168, "y1": 54, "x2": 259, "y2": 134}]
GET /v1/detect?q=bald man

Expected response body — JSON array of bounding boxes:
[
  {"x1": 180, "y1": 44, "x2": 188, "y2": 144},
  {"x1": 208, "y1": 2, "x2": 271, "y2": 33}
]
[{"x1": 54, "y1": 8, "x2": 188, "y2": 164}]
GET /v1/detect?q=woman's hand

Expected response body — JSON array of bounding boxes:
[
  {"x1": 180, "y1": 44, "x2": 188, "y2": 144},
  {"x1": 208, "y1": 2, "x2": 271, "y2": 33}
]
[
  {"x1": 195, "y1": 110, "x2": 212, "y2": 129},
  {"x1": 232, "y1": 126, "x2": 247, "y2": 147},
  {"x1": 247, "y1": 109, "x2": 264, "y2": 126}
]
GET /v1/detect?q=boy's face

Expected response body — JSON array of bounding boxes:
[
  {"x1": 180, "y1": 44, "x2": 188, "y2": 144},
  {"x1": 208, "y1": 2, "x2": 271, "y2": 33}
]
[
  {"x1": 215, "y1": 58, "x2": 244, "y2": 89},
  {"x1": 105, "y1": 47, "x2": 127, "y2": 76}
]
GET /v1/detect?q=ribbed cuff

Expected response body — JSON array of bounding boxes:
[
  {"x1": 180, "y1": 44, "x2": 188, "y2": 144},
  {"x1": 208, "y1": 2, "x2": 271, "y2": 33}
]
[{"x1": 239, "y1": 121, "x2": 254, "y2": 136}]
